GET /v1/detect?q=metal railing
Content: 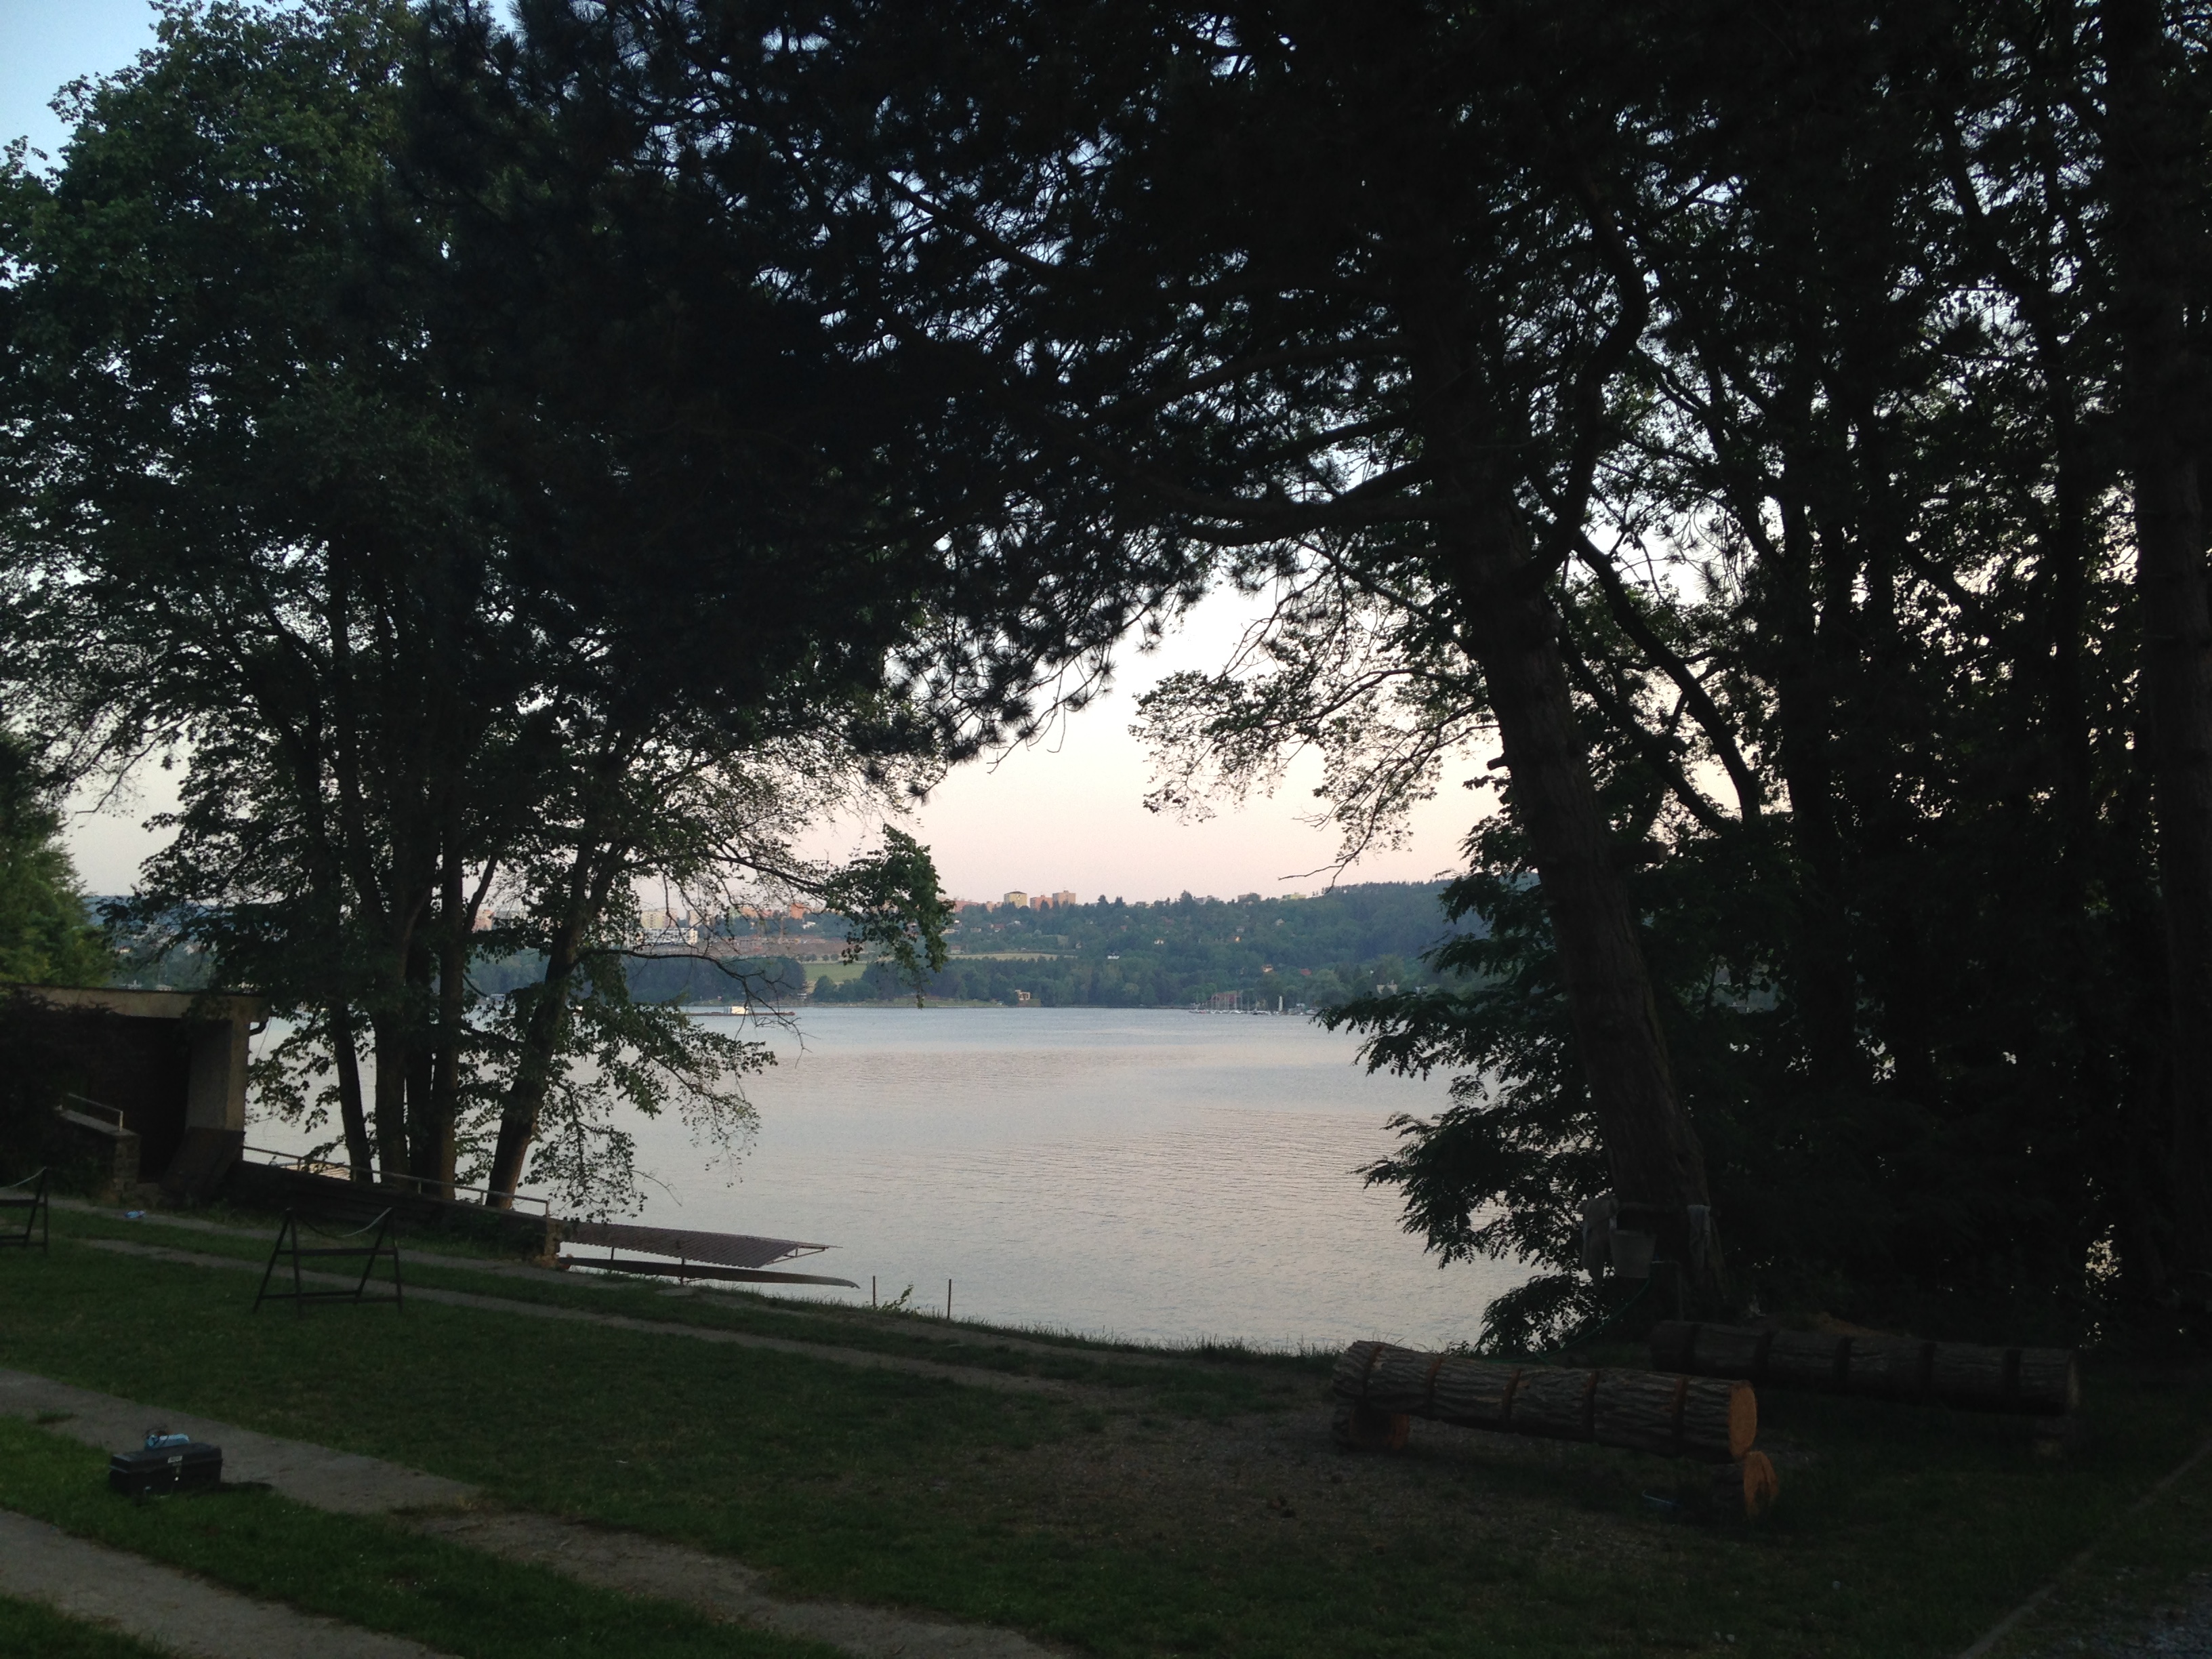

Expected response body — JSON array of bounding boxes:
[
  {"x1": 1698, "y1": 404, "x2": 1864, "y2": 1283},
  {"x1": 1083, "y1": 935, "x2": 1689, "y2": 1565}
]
[
  {"x1": 241, "y1": 1145, "x2": 551, "y2": 1217},
  {"x1": 60, "y1": 1094, "x2": 126, "y2": 1128}
]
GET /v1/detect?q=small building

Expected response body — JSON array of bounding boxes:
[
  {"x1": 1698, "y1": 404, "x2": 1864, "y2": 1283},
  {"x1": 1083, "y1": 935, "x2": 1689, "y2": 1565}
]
[
  {"x1": 19, "y1": 986, "x2": 263, "y2": 1204},
  {"x1": 1002, "y1": 890, "x2": 1029, "y2": 909}
]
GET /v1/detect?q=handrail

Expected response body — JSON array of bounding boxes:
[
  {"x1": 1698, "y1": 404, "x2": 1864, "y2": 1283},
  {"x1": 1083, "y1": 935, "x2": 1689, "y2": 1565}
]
[
  {"x1": 241, "y1": 1145, "x2": 551, "y2": 1217},
  {"x1": 61, "y1": 1094, "x2": 126, "y2": 1128}
]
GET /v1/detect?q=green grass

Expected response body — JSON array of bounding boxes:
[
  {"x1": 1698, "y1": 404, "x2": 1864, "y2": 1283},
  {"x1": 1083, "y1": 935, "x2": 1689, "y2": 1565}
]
[
  {"x1": 60, "y1": 1204, "x2": 1314, "y2": 1412},
  {"x1": 0, "y1": 1420, "x2": 832, "y2": 1659},
  {"x1": 6, "y1": 1227, "x2": 2212, "y2": 1657},
  {"x1": 0, "y1": 1595, "x2": 174, "y2": 1659}
]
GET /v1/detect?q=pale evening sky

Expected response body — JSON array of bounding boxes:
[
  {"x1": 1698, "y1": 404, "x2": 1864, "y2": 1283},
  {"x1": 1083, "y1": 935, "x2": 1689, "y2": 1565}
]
[{"x1": 6, "y1": 0, "x2": 1489, "y2": 904}]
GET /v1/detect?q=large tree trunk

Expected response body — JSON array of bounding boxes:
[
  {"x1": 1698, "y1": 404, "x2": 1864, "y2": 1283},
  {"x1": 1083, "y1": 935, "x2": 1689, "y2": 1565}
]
[
  {"x1": 370, "y1": 1012, "x2": 410, "y2": 1179},
  {"x1": 2101, "y1": 0, "x2": 2212, "y2": 1298},
  {"x1": 1449, "y1": 514, "x2": 1719, "y2": 1298},
  {"x1": 424, "y1": 835, "x2": 468, "y2": 1202},
  {"x1": 1766, "y1": 467, "x2": 1866, "y2": 1092},
  {"x1": 484, "y1": 921, "x2": 581, "y2": 1206},
  {"x1": 485, "y1": 792, "x2": 630, "y2": 1206},
  {"x1": 403, "y1": 935, "x2": 441, "y2": 1195},
  {"x1": 327, "y1": 1000, "x2": 373, "y2": 1183}
]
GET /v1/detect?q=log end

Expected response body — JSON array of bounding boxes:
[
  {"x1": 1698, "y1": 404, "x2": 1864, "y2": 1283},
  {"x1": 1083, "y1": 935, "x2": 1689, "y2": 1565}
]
[
  {"x1": 1332, "y1": 1339, "x2": 1387, "y2": 1401},
  {"x1": 1733, "y1": 1450, "x2": 1780, "y2": 1518},
  {"x1": 1332, "y1": 1399, "x2": 1410, "y2": 1452},
  {"x1": 2032, "y1": 1413, "x2": 2089, "y2": 1458},
  {"x1": 1727, "y1": 1380, "x2": 1757, "y2": 1460}
]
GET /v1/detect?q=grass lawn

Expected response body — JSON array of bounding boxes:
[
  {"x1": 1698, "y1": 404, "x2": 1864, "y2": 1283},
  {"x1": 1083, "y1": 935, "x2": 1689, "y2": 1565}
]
[
  {"x1": 0, "y1": 1420, "x2": 832, "y2": 1659},
  {"x1": 4, "y1": 1210, "x2": 2211, "y2": 1658},
  {"x1": 54, "y1": 1202, "x2": 1306, "y2": 1410},
  {"x1": 0, "y1": 1594, "x2": 176, "y2": 1659}
]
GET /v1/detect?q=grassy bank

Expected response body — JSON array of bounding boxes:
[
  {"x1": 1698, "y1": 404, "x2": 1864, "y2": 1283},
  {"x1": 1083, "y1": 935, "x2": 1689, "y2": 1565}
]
[{"x1": 3, "y1": 1208, "x2": 2210, "y2": 1656}]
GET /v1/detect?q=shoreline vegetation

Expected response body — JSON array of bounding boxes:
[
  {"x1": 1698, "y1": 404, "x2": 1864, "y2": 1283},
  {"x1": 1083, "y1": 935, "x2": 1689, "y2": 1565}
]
[
  {"x1": 675, "y1": 883, "x2": 1467, "y2": 1012},
  {"x1": 112, "y1": 882, "x2": 1469, "y2": 1015}
]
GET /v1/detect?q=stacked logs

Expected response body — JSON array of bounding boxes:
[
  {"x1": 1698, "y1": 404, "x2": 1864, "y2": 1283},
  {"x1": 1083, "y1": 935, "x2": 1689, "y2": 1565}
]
[
  {"x1": 1649, "y1": 1322, "x2": 2079, "y2": 1416},
  {"x1": 1331, "y1": 1340, "x2": 1758, "y2": 1463}
]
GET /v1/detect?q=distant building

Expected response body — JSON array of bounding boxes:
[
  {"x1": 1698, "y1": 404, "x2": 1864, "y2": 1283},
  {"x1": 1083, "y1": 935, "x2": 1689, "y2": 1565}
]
[
  {"x1": 1002, "y1": 890, "x2": 1028, "y2": 909},
  {"x1": 1051, "y1": 890, "x2": 1078, "y2": 908}
]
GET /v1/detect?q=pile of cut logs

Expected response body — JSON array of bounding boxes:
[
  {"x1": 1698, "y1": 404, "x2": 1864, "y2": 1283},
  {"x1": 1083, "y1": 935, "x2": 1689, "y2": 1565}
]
[
  {"x1": 1331, "y1": 1340, "x2": 1778, "y2": 1515},
  {"x1": 1648, "y1": 1322, "x2": 2078, "y2": 1416},
  {"x1": 1332, "y1": 1324, "x2": 2082, "y2": 1516}
]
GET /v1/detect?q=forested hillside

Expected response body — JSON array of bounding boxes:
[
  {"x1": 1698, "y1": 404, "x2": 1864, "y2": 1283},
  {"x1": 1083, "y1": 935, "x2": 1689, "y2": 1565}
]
[
  {"x1": 615, "y1": 882, "x2": 1469, "y2": 1008},
  {"x1": 813, "y1": 882, "x2": 1467, "y2": 1008}
]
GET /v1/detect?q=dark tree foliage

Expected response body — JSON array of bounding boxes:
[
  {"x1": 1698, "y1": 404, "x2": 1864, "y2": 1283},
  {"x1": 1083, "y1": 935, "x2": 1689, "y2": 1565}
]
[
  {"x1": 506, "y1": 0, "x2": 2212, "y2": 1334},
  {"x1": 6, "y1": 0, "x2": 2208, "y2": 1330},
  {"x1": 512, "y1": 0, "x2": 1731, "y2": 1294},
  {"x1": 0, "y1": 2, "x2": 970, "y2": 1211},
  {"x1": 0, "y1": 738, "x2": 108, "y2": 989},
  {"x1": 1324, "y1": 1, "x2": 2191, "y2": 1343}
]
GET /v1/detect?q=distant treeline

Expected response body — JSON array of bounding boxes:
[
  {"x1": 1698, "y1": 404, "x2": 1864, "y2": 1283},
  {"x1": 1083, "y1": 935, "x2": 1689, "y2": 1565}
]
[
  {"x1": 815, "y1": 882, "x2": 1471, "y2": 1008},
  {"x1": 101, "y1": 882, "x2": 1475, "y2": 1012}
]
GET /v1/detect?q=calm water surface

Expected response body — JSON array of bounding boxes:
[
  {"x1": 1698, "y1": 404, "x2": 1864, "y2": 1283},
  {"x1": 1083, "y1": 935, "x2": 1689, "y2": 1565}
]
[{"x1": 257, "y1": 1006, "x2": 1521, "y2": 1348}]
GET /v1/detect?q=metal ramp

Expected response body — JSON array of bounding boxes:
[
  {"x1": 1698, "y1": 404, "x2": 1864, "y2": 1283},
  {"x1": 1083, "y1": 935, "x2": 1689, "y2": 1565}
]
[{"x1": 557, "y1": 1218, "x2": 858, "y2": 1288}]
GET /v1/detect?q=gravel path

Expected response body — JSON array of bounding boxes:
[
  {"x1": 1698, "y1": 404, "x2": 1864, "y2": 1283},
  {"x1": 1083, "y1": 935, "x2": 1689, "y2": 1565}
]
[
  {"x1": 0, "y1": 1369, "x2": 474, "y2": 1513},
  {"x1": 2106, "y1": 1593, "x2": 2212, "y2": 1657},
  {"x1": 0, "y1": 1508, "x2": 452, "y2": 1659},
  {"x1": 2009, "y1": 1576, "x2": 2212, "y2": 1658},
  {"x1": 1960, "y1": 1437, "x2": 2212, "y2": 1659}
]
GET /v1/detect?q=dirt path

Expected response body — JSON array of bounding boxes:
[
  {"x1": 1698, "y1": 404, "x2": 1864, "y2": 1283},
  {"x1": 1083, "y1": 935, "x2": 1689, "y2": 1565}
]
[
  {"x1": 1, "y1": 1367, "x2": 1061, "y2": 1659},
  {"x1": 407, "y1": 1508, "x2": 1058, "y2": 1658},
  {"x1": 81, "y1": 1235, "x2": 1079, "y2": 1397},
  {"x1": 0, "y1": 1508, "x2": 453, "y2": 1659}
]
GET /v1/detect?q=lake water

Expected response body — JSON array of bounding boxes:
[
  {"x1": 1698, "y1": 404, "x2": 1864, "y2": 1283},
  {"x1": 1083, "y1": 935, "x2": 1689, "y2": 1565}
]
[{"x1": 253, "y1": 1006, "x2": 1521, "y2": 1349}]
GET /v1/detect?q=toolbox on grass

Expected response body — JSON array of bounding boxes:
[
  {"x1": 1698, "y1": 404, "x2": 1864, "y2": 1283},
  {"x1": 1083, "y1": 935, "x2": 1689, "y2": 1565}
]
[{"x1": 108, "y1": 1431, "x2": 222, "y2": 1496}]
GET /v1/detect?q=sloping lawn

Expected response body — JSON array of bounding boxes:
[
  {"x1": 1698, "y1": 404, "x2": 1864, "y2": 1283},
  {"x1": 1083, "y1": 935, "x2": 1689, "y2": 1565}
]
[{"x1": 3, "y1": 1221, "x2": 2207, "y2": 1658}]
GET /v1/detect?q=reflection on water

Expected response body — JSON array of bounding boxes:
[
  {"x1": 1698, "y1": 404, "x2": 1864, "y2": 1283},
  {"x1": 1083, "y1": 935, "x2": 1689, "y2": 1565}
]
[{"x1": 256, "y1": 1006, "x2": 1522, "y2": 1348}]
